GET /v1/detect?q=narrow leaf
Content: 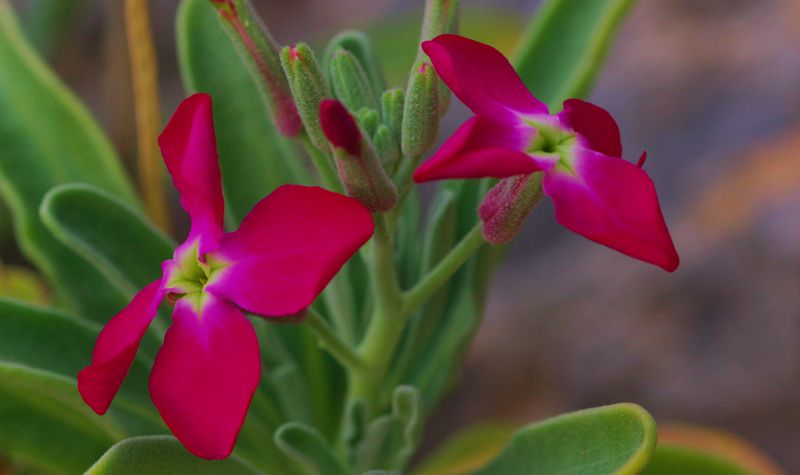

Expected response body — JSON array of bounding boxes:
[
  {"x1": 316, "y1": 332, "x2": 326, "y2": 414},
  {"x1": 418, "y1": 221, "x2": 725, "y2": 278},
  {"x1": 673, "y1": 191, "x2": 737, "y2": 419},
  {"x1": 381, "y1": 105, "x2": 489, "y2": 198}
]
[{"x1": 275, "y1": 422, "x2": 349, "y2": 475}]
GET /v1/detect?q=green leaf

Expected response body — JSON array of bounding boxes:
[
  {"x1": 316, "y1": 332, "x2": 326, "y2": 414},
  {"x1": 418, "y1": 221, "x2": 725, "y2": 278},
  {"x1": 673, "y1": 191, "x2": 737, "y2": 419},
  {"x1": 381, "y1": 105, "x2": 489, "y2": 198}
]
[
  {"x1": 356, "y1": 386, "x2": 421, "y2": 473},
  {"x1": 0, "y1": 2, "x2": 137, "y2": 321},
  {"x1": 0, "y1": 298, "x2": 163, "y2": 473},
  {"x1": 642, "y1": 445, "x2": 752, "y2": 475},
  {"x1": 20, "y1": 0, "x2": 83, "y2": 57},
  {"x1": 86, "y1": 436, "x2": 260, "y2": 475},
  {"x1": 411, "y1": 422, "x2": 515, "y2": 475},
  {"x1": 513, "y1": 0, "x2": 638, "y2": 107},
  {"x1": 40, "y1": 184, "x2": 175, "y2": 295},
  {"x1": 275, "y1": 422, "x2": 349, "y2": 475},
  {"x1": 176, "y1": 0, "x2": 308, "y2": 225},
  {"x1": 474, "y1": 404, "x2": 657, "y2": 475}
]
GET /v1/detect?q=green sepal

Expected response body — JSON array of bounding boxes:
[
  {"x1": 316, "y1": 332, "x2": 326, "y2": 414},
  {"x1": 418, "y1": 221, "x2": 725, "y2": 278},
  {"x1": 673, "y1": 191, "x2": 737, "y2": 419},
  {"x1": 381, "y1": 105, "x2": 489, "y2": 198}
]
[
  {"x1": 209, "y1": 0, "x2": 301, "y2": 136},
  {"x1": 401, "y1": 61, "x2": 439, "y2": 158},
  {"x1": 281, "y1": 42, "x2": 329, "y2": 150},
  {"x1": 331, "y1": 130, "x2": 397, "y2": 213},
  {"x1": 330, "y1": 48, "x2": 379, "y2": 113},
  {"x1": 275, "y1": 422, "x2": 349, "y2": 475},
  {"x1": 323, "y1": 30, "x2": 386, "y2": 99},
  {"x1": 355, "y1": 386, "x2": 421, "y2": 473},
  {"x1": 373, "y1": 124, "x2": 400, "y2": 173},
  {"x1": 358, "y1": 108, "x2": 380, "y2": 139}
]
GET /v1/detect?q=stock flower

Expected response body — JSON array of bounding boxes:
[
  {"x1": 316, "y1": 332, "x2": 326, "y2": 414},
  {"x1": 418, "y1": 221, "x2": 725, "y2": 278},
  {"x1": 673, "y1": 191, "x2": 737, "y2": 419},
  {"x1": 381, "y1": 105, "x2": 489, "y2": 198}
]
[
  {"x1": 413, "y1": 34, "x2": 679, "y2": 271},
  {"x1": 77, "y1": 94, "x2": 374, "y2": 459}
]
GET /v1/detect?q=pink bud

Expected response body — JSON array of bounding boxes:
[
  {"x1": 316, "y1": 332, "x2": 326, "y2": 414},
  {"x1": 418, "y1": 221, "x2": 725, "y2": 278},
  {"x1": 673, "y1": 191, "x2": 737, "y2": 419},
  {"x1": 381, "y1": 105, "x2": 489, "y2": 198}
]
[{"x1": 478, "y1": 174, "x2": 544, "y2": 244}]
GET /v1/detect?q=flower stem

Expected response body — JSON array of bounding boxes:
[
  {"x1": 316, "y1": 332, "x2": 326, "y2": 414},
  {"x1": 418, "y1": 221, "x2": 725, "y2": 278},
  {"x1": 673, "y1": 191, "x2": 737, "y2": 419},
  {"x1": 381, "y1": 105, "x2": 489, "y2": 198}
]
[
  {"x1": 302, "y1": 136, "x2": 343, "y2": 193},
  {"x1": 348, "y1": 213, "x2": 405, "y2": 408},
  {"x1": 403, "y1": 224, "x2": 485, "y2": 315},
  {"x1": 306, "y1": 307, "x2": 367, "y2": 372},
  {"x1": 125, "y1": 0, "x2": 169, "y2": 232}
]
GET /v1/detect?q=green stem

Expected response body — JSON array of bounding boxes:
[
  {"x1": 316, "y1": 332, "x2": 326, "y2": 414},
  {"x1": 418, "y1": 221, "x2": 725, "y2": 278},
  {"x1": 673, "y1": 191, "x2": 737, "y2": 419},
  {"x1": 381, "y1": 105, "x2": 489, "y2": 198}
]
[
  {"x1": 402, "y1": 224, "x2": 485, "y2": 315},
  {"x1": 348, "y1": 213, "x2": 404, "y2": 409},
  {"x1": 306, "y1": 307, "x2": 367, "y2": 372},
  {"x1": 302, "y1": 135, "x2": 343, "y2": 193}
]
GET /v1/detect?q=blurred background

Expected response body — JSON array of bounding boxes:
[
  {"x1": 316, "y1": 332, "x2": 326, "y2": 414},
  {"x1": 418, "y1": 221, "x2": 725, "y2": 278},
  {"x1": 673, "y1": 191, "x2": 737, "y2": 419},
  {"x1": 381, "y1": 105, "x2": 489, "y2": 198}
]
[{"x1": 5, "y1": 0, "x2": 800, "y2": 472}]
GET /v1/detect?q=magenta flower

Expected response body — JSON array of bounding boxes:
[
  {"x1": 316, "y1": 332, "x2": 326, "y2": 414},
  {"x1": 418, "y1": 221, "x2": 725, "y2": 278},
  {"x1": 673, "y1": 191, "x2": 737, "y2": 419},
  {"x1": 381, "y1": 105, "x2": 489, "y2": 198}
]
[
  {"x1": 77, "y1": 94, "x2": 374, "y2": 459},
  {"x1": 413, "y1": 35, "x2": 679, "y2": 271}
]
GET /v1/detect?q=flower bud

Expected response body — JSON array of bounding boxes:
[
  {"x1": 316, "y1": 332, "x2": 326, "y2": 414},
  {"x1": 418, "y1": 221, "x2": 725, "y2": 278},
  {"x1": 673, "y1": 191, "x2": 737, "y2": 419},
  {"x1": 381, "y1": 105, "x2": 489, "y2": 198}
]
[
  {"x1": 323, "y1": 30, "x2": 385, "y2": 98},
  {"x1": 329, "y1": 48, "x2": 379, "y2": 113},
  {"x1": 280, "y1": 43, "x2": 328, "y2": 150},
  {"x1": 381, "y1": 88, "x2": 405, "y2": 140},
  {"x1": 401, "y1": 61, "x2": 439, "y2": 158},
  {"x1": 210, "y1": 0, "x2": 302, "y2": 136},
  {"x1": 372, "y1": 124, "x2": 400, "y2": 173},
  {"x1": 357, "y1": 108, "x2": 380, "y2": 139},
  {"x1": 418, "y1": 0, "x2": 460, "y2": 116},
  {"x1": 320, "y1": 99, "x2": 397, "y2": 212},
  {"x1": 478, "y1": 174, "x2": 544, "y2": 244}
]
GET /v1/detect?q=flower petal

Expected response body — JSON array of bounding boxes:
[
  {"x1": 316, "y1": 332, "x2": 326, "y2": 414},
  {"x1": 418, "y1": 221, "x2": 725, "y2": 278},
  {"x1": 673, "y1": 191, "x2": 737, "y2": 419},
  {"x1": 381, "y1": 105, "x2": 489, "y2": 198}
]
[
  {"x1": 159, "y1": 93, "x2": 224, "y2": 254},
  {"x1": 413, "y1": 115, "x2": 544, "y2": 182},
  {"x1": 205, "y1": 185, "x2": 374, "y2": 317},
  {"x1": 542, "y1": 148, "x2": 679, "y2": 271},
  {"x1": 559, "y1": 99, "x2": 622, "y2": 158},
  {"x1": 149, "y1": 296, "x2": 260, "y2": 460},
  {"x1": 78, "y1": 279, "x2": 164, "y2": 414},
  {"x1": 422, "y1": 34, "x2": 547, "y2": 120}
]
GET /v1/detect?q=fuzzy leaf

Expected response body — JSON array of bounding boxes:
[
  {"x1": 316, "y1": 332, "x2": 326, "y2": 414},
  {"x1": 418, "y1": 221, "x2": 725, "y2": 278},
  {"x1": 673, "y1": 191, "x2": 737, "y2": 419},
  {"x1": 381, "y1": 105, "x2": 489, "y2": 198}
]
[
  {"x1": 474, "y1": 404, "x2": 657, "y2": 475},
  {"x1": 86, "y1": 436, "x2": 260, "y2": 474},
  {"x1": 0, "y1": 2, "x2": 137, "y2": 321}
]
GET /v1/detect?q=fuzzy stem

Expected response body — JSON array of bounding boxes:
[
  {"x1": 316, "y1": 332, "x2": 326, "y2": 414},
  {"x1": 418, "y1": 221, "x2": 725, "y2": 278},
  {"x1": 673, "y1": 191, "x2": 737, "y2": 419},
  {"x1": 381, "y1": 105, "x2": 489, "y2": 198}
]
[
  {"x1": 302, "y1": 135, "x2": 344, "y2": 193},
  {"x1": 306, "y1": 307, "x2": 367, "y2": 372},
  {"x1": 403, "y1": 224, "x2": 485, "y2": 315}
]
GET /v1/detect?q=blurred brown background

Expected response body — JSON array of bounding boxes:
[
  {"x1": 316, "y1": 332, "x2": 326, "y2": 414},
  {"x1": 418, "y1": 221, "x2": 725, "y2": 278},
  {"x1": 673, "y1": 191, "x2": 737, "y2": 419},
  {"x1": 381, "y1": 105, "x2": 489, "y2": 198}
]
[{"x1": 7, "y1": 0, "x2": 800, "y2": 472}]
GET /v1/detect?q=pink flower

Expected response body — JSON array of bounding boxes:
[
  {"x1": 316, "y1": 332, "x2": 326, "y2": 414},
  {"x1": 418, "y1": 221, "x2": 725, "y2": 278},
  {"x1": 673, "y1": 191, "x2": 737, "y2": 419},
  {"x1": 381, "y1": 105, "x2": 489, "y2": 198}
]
[
  {"x1": 413, "y1": 35, "x2": 679, "y2": 272},
  {"x1": 77, "y1": 94, "x2": 374, "y2": 459}
]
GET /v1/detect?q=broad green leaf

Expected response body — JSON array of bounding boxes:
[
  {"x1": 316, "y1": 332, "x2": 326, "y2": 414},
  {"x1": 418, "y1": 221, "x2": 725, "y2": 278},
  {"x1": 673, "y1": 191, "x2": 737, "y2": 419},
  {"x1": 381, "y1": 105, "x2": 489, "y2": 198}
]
[
  {"x1": 0, "y1": 298, "x2": 163, "y2": 472},
  {"x1": 0, "y1": 2, "x2": 136, "y2": 321},
  {"x1": 86, "y1": 436, "x2": 260, "y2": 475},
  {"x1": 411, "y1": 423, "x2": 515, "y2": 475},
  {"x1": 0, "y1": 298, "x2": 161, "y2": 424},
  {"x1": 40, "y1": 184, "x2": 175, "y2": 295},
  {"x1": 176, "y1": 0, "x2": 308, "y2": 225},
  {"x1": 642, "y1": 446, "x2": 753, "y2": 475},
  {"x1": 474, "y1": 404, "x2": 657, "y2": 475},
  {"x1": 0, "y1": 376, "x2": 115, "y2": 475},
  {"x1": 275, "y1": 422, "x2": 349, "y2": 475},
  {"x1": 513, "y1": 0, "x2": 638, "y2": 107}
]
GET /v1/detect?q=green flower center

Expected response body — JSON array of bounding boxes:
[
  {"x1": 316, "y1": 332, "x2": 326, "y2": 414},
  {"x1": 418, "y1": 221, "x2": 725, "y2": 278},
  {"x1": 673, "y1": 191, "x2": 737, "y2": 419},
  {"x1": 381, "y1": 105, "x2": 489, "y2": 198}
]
[
  {"x1": 526, "y1": 120, "x2": 578, "y2": 174},
  {"x1": 165, "y1": 244, "x2": 228, "y2": 310}
]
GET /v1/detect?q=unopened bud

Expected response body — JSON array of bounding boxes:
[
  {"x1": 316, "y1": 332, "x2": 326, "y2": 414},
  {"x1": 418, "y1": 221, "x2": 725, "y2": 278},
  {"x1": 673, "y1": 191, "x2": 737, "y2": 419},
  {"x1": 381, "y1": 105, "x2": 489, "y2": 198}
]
[
  {"x1": 323, "y1": 31, "x2": 386, "y2": 98},
  {"x1": 320, "y1": 99, "x2": 397, "y2": 212},
  {"x1": 280, "y1": 43, "x2": 328, "y2": 150},
  {"x1": 330, "y1": 48, "x2": 379, "y2": 113},
  {"x1": 419, "y1": 0, "x2": 460, "y2": 116},
  {"x1": 357, "y1": 108, "x2": 380, "y2": 138},
  {"x1": 373, "y1": 124, "x2": 400, "y2": 173},
  {"x1": 210, "y1": 0, "x2": 302, "y2": 136},
  {"x1": 478, "y1": 174, "x2": 544, "y2": 244},
  {"x1": 381, "y1": 88, "x2": 405, "y2": 140},
  {"x1": 401, "y1": 62, "x2": 439, "y2": 158}
]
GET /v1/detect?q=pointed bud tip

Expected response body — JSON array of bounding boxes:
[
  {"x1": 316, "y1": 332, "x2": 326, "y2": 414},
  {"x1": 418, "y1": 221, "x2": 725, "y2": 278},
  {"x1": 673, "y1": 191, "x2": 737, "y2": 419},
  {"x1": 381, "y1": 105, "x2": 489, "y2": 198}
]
[{"x1": 320, "y1": 99, "x2": 361, "y2": 156}]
